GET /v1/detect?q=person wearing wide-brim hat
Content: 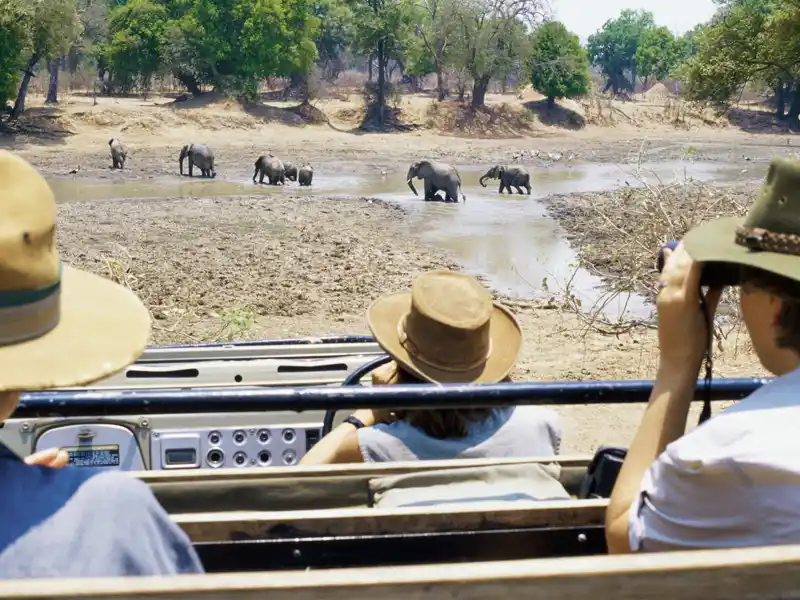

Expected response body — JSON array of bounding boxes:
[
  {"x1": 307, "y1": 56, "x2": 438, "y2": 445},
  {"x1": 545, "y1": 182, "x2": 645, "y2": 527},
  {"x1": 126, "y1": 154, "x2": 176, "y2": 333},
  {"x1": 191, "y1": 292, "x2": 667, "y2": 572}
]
[
  {"x1": 301, "y1": 270, "x2": 563, "y2": 466},
  {"x1": 607, "y1": 157, "x2": 800, "y2": 555},
  {"x1": 0, "y1": 150, "x2": 203, "y2": 578}
]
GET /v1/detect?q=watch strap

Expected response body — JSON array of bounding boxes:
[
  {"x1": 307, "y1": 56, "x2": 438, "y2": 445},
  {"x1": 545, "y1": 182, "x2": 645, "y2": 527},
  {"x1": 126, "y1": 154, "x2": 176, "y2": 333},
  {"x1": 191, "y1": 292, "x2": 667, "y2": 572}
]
[{"x1": 343, "y1": 415, "x2": 366, "y2": 429}]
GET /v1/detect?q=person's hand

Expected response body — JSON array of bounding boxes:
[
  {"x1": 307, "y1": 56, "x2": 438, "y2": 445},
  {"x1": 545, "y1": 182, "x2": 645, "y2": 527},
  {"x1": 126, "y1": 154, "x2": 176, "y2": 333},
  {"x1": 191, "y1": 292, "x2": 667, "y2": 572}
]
[
  {"x1": 656, "y1": 243, "x2": 723, "y2": 375},
  {"x1": 24, "y1": 447, "x2": 69, "y2": 469}
]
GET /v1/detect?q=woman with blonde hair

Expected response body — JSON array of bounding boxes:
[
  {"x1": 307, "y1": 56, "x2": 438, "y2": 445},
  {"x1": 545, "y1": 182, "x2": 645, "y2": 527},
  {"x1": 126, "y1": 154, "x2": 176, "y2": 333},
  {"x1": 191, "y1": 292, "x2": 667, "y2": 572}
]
[{"x1": 300, "y1": 270, "x2": 562, "y2": 465}]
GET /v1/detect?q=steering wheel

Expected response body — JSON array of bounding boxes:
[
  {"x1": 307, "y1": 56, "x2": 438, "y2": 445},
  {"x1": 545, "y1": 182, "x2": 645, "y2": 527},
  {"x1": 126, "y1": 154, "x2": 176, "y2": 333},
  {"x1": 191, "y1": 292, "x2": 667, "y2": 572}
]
[{"x1": 321, "y1": 354, "x2": 392, "y2": 436}]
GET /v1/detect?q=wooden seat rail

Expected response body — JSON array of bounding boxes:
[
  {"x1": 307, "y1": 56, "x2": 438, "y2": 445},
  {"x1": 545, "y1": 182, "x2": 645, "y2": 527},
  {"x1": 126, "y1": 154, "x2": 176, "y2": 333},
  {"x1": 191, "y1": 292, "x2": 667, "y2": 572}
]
[{"x1": 3, "y1": 544, "x2": 800, "y2": 599}]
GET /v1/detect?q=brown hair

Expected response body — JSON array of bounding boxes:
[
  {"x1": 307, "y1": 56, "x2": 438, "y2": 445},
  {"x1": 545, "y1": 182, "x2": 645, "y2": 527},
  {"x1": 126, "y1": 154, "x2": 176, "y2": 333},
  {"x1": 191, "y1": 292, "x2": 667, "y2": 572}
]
[
  {"x1": 740, "y1": 265, "x2": 800, "y2": 352},
  {"x1": 373, "y1": 361, "x2": 509, "y2": 439}
]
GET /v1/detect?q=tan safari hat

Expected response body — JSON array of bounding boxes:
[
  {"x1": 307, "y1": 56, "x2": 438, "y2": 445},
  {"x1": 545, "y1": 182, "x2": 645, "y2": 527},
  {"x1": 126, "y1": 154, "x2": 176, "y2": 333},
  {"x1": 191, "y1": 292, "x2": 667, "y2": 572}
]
[
  {"x1": 684, "y1": 157, "x2": 800, "y2": 280},
  {"x1": 0, "y1": 150, "x2": 151, "y2": 391},
  {"x1": 366, "y1": 270, "x2": 522, "y2": 384}
]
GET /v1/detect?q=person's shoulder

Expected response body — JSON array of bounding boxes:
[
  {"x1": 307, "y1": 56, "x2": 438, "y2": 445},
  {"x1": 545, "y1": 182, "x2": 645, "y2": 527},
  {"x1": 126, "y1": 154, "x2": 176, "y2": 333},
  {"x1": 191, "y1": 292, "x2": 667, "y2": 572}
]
[
  {"x1": 73, "y1": 469, "x2": 157, "y2": 504},
  {"x1": 71, "y1": 470, "x2": 204, "y2": 574},
  {"x1": 508, "y1": 405, "x2": 563, "y2": 430}
]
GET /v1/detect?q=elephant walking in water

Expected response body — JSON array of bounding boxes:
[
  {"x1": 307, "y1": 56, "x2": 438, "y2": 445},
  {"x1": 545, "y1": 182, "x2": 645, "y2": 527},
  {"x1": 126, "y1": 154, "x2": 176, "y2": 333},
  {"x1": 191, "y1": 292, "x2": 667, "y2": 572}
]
[
  {"x1": 109, "y1": 138, "x2": 127, "y2": 169},
  {"x1": 480, "y1": 165, "x2": 531, "y2": 194},
  {"x1": 298, "y1": 164, "x2": 313, "y2": 186},
  {"x1": 253, "y1": 154, "x2": 286, "y2": 185},
  {"x1": 406, "y1": 160, "x2": 465, "y2": 203},
  {"x1": 179, "y1": 143, "x2": 216, "y2": 178}
]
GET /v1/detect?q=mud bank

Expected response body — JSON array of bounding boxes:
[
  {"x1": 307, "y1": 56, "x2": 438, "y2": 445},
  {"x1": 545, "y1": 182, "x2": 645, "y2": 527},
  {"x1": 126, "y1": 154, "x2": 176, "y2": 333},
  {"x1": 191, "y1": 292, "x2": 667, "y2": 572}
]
[{"x1": 542, "y1": 180, "x2": 759, "y2": 307}]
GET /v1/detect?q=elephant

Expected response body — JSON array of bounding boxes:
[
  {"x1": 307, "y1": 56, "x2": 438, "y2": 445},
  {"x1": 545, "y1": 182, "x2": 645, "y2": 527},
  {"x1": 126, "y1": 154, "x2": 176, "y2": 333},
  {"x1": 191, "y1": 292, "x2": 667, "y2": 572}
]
[
  {"x1": 284, "y1": 162, "x2": 298, "y2": 181},
  {"x1": 298, "y1": 164, "x2": 314, "y2": 186},
  {"x1": 406, "y1": 160, "x2": 465, "y2": 203},
  {"x1": 253, "y1": 154, "x2": 285, "y2": 185},
  {"x1": 179, "y1": 143, "x2": 216, "y2": 178},
  {"x1": 108, "y1": 138, "x2": 127, "y2": 169},
  {"x1": 479, "y1": 165, "x2": 531, "y2": 195}
]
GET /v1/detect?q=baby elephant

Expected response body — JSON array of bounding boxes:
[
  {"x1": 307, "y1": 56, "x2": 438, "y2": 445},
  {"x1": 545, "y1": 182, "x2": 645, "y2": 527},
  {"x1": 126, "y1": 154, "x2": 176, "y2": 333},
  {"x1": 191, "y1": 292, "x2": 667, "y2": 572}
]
[
  {"x1": 253, "y1": 154, "x2": 285, "y2": 185},
  {"x1": 284, "y1": 162, "x2": 298, "y2": 181},
  {"x1": 108, "y1": 138, "x2": 127, "y2": 169},
  {"x1": 179, "y1": 143, "x2": 215, "y2": 178},
  {"x1": 298, "y1": 164, "x2": 313, "y2": 186},
  {"x1": 479, "y1": 165, "x2": 531, "y2": 195}
]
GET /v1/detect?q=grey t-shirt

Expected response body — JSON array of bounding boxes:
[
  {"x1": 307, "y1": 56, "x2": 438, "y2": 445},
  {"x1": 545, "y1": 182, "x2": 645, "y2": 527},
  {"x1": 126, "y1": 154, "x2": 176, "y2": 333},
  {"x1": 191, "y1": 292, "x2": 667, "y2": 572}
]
[
  {"x1": 357, "y1": 406, "x2": 562, "y2": 462},
  {"x1": 0, "y1": 443, "x2": 204, "y2": 578}
]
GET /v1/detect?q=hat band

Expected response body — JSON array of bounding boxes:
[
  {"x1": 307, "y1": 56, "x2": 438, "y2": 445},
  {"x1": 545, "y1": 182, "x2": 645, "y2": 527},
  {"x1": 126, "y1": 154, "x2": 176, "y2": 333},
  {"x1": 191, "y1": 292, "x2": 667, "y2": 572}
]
[
  {"x1": 397, "y1": 314, "x2": 491, "y2": 373},
  {"x1": 736, "y1": 226, "x2": 800, "y2": 255},
  {"x1": 0, "y1": 267, "x2": 61, "y2": 346}
]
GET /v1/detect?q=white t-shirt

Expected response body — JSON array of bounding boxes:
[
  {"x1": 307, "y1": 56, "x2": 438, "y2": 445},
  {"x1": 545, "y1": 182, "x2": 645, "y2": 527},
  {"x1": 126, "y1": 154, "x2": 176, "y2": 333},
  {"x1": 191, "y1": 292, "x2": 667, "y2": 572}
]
[{"x1": 629, "y1": 367, "x2": 800, "y2": 552}]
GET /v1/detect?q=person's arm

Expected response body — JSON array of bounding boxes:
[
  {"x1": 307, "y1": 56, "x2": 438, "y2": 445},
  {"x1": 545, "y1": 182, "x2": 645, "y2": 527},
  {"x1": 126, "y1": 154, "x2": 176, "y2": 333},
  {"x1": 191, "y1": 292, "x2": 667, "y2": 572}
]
[
  {"x1": 605, "y1": 243, "x2": 722, "y2": 554},
  {"x1": 299, "y1": 409, "x2": 380, "y2": 465}
]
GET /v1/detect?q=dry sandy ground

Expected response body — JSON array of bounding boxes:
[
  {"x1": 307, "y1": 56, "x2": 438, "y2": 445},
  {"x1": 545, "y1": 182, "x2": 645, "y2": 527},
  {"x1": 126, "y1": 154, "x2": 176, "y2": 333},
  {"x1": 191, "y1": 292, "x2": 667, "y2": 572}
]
[{"x1": 3, "y1": 92, "x2": 781, "y2": 454}]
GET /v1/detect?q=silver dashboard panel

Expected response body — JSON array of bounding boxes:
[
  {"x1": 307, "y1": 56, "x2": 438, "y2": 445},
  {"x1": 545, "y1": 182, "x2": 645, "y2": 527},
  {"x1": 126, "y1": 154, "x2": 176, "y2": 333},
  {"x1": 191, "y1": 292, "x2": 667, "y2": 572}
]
[
  {"x1": 1, "y1": 410, "x2": 329, "y2": 471},
  {"x1": 150, "y1": 422, "x2": 321, "y2": 470}
]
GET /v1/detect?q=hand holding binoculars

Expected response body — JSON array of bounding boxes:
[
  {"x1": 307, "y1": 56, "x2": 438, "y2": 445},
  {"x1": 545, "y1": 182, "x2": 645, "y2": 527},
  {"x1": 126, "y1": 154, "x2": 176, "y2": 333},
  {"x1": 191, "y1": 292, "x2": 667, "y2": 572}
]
[{"x1": 656, "y1": 241, "x2": 740, "y2": 288}]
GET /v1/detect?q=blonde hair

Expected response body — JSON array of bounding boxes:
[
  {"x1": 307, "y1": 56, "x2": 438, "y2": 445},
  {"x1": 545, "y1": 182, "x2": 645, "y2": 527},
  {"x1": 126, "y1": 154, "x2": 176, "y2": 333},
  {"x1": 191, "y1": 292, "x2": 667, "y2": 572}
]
[{"x1": 372, "y1": 361, "x2": 509, "y2": 439}]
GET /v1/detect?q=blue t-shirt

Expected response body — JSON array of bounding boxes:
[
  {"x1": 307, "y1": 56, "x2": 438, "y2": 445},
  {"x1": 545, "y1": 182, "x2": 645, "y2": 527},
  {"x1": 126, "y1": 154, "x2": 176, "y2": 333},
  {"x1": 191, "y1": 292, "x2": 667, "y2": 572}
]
[{"x1": 0, "y1": 443, "x2": 204, "y2": 578}]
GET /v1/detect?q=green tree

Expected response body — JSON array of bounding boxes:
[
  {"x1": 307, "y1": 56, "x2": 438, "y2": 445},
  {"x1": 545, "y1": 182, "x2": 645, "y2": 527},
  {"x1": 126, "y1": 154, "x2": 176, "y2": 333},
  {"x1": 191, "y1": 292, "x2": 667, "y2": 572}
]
[
  {"x1": 635, "y1": 26, "x2": 687, "y2": 87},
  {"x1": 312, "y1": 0, "x2": 354, "y2": 81},
  {"x1": 348, "y1": 0, "x2": 415, "y2": 124},
  {"x1": 678, "y1": 0, "x2": 800, "y2": 119},
  {"x1": 528, "y1": 20, "x2": 590, "y2": 107},
  {"x1": 587, "y1": 9, "x2": 655, "y2": 95},
  {"x1": 450, "y1": 0, "x2": 546, "y2": 109},
  {"x1": 0, "y1": 0, "x2": 30, "y2": 109},
  {"x1": 105, "y1": 0, "x2": 167, "y2": 96},
  {"x1": 10, "y1": 0, "x2": 83, "y2": 119},
  {"x1": 177, "y1": 0, "x2": 319, "y2": 99},
  {"x1": 412, "y1": 0, "x2": 459, "y2": 100}
]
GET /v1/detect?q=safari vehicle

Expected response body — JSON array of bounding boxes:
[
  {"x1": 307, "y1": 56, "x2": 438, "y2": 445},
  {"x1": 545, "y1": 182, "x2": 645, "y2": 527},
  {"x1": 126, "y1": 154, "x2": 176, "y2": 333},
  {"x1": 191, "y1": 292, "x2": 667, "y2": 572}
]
[{"x1": 0, "y1": 335, "x2": 778, "y2": 597}]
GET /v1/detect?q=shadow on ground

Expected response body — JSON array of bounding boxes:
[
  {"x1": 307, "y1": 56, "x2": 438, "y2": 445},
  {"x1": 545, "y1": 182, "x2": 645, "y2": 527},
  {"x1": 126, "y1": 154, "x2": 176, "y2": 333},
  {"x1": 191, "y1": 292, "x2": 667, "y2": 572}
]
[
  {"x1": 725, "y1": 106, "x2": 800, "y2": 134},
  {"x1": 523, "y1": 99, "x2": 586, "y2": 131},
  {"x1": 0, "y1": 106, "x2": 74, "y2": 145}
]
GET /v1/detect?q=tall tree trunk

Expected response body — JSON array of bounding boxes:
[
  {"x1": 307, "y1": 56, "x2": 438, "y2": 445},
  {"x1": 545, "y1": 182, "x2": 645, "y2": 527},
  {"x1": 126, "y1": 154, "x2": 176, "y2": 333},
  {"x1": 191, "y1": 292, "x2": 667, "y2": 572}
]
[
  {"x1": 176, "y1": 72, "x2": 202, "y2": 96},
  {"x1": 10, "y1": 54, "x2": 41, "y2": 120},
  {"x1": 376, "y1": 40, "x2": 386, "y2": 125},
  {"x1": 547, "y1": 95, "x2": 555, "y2": 108},
  {"x1": 435, "y1": 63, "x2": 445, "y2": 101},
  {"x1": 368, "y1": 53, "x2": 374, "y2": 82},
  {"x1": 46, "y1": 57, "x2": 61, "y2": 104},
  {"x1": 470, "y1": 74, "x2": 490, "y2": 109},
  {"x1": 788, "y1": 84, "x2": 800, "y2": 123},
  {"x1": 776, "y1": 82, "x2": 789, "y2": 119}
]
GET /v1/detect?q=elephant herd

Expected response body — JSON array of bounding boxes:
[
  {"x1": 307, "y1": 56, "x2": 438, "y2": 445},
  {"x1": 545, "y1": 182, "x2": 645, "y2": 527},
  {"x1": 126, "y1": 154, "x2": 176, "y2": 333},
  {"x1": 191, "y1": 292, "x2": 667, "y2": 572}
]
[
  {"x1": 107, "y1": 138, "x2": 533, "y2": 201},
  {"x1": 107, "y1": 138, "x2": 314, "y2": 187}
]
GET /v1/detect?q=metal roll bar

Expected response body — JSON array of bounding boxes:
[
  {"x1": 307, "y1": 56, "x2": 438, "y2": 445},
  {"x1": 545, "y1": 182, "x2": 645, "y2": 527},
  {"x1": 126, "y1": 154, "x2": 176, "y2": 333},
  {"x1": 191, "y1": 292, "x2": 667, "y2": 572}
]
[{"x1": 12, "y1": 377, "x2": 773, "y2": 418}]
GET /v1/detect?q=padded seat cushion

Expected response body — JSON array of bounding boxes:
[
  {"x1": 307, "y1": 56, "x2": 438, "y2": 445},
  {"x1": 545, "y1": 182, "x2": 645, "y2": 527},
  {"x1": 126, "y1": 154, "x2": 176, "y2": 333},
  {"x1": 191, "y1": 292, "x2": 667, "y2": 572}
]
[{"x1": 369, "y1": 462, "x2": 571, "y2": 508}]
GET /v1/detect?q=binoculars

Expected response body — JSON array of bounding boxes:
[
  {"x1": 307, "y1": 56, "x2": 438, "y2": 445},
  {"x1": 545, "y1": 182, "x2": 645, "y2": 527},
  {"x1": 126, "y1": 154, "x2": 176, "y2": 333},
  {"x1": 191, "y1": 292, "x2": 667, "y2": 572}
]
[{"x1": 656, "y1": 241, "x2": 741, "y2": 287}]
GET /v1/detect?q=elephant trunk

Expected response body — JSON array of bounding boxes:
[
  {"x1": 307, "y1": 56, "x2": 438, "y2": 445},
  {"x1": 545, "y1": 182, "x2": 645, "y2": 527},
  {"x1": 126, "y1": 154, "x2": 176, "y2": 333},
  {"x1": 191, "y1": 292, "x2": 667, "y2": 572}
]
[
  {"x1": 407, "y1": 178, "x2": 418, "y2": 196},
  {"x1": 479, "y1": 173, "x2": 490, "y2": 187}
]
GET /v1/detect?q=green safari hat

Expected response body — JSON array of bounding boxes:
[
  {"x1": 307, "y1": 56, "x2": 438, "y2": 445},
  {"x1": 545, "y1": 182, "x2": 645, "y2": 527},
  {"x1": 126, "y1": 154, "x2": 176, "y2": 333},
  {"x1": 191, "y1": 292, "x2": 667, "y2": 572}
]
[{"x1": 684, "y1": 157, "x2": 800, "y2": 281}]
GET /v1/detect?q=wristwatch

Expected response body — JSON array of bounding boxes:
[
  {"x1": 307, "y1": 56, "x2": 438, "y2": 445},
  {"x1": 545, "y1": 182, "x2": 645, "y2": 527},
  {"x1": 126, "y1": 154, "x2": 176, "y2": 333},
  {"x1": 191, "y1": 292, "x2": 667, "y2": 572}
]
[{"x1": 343, "y1": 415, "x2": 366, "y2": 429}]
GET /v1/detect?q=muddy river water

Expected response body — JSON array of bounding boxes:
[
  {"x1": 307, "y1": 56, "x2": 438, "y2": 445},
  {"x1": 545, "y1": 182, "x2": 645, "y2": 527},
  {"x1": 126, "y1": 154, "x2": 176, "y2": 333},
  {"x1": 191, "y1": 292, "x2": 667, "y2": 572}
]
[{"x1": 48, "y1": 160, "x2": 764, "y2": 322}]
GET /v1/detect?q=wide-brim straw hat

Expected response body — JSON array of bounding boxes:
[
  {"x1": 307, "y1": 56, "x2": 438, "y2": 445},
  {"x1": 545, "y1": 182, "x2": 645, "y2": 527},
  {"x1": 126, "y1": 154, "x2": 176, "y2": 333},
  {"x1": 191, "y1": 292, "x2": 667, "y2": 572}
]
[
  {"x1": 366, "y1": 270, "x2": 522, "y2": 384},
  {"x1": 684, "y1": 157, "x2": 800, "y2": 279},
  {"x1": 0, "y1": 150, "x2": 151, "y2": 391}
]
